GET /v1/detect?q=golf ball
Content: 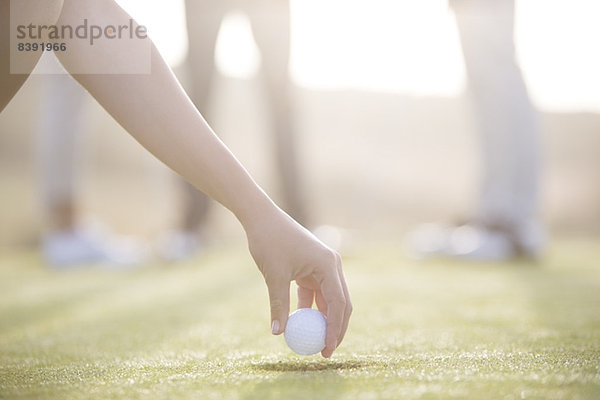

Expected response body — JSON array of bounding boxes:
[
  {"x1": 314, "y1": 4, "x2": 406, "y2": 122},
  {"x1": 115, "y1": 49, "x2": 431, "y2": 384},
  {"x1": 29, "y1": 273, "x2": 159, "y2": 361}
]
[{"x1": 284, "y1": 308, "x2": 327, "y2": 355}]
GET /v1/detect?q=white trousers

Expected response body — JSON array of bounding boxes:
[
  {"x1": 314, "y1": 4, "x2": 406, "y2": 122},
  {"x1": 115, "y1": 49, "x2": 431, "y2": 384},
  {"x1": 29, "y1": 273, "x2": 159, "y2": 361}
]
[
  {"x1": 452, "y1": 0, "x2": 541, "y2": 240},
  {"x1": 36, "y1": 54, "x2": 86, "y2": 212}
]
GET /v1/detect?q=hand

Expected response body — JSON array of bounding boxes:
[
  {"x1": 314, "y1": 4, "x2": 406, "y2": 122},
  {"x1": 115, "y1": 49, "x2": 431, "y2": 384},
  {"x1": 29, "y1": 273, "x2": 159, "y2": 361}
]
[{"x1": 245, "y1": 207, "x2": 352, "y2": 358}]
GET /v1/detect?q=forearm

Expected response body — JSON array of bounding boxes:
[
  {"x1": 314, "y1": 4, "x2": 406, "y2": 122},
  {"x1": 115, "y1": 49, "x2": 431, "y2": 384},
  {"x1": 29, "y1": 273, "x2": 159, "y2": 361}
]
[
  {"x1": 0, "y1": 0, "x2": 64, "y2": 111},
  {"x1": 55, "y1": 0, "x2": 277, "y2": 228}
]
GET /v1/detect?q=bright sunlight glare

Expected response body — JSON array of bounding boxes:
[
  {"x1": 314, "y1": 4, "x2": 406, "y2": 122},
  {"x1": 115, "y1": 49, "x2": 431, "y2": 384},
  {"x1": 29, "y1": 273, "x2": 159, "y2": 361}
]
[{"x1": 120, "y1": 0, "x2": 600, "y2": 112}]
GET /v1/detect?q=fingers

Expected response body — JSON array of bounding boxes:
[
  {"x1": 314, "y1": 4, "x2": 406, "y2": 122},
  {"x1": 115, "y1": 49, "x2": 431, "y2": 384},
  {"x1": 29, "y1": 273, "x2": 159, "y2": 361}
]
[
  {"x1": 297, "y1": 286, "x2": 314, "y2": 309},
  {"x1": 336, "y1": 263, "x2": 353, "y2": 345},
  {"x1": 315, "y1": 289, "x2": 328, "y2": 315},
  {"x1": 266, "y1": 275, "x2": 290, "y2": 336},
  {"x1": 318, "y1": 253, "x2": 350, "y2": 358}
]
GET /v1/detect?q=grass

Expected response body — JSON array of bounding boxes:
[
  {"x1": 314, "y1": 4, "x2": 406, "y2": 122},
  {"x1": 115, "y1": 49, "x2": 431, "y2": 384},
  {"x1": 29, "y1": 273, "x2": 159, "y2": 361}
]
[{"x1": 0, "y1": 238, "x2": 599, "y2": 399}]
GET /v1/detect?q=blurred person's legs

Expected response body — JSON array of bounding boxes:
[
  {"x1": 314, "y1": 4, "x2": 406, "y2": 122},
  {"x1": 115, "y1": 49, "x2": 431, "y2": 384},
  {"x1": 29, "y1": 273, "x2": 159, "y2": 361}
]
[
  {"x1": 164, "y1": 0, "x2": 307, "y2": 260},
  {"x1": 158, "y1": 0, "x2": 227, "y2": 261},
  {"x1": 37, "y1": 61, "x2": 84, "y2": 234},
  {"x1": 246, "y1": 0, "x2": 308, "y2": 226},
  {"x1": 36, "y1": 55, "x2": 143, "y2": 267},
  {"x1": 409, "y1": 0, "x2": 543, "y2": 260},
  {"x1": 456, "y1": 0, "x2": 543, "y2": 257}
]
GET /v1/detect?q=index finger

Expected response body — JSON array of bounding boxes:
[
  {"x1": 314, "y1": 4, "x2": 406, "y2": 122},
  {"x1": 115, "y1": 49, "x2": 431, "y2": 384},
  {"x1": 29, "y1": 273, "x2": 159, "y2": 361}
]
[
  {"x1": 318, "y1": 256, "x2": 347, "y2": 358},
  {"x1": 335, "y1": 262, "x2": 352, "y2": 346}
]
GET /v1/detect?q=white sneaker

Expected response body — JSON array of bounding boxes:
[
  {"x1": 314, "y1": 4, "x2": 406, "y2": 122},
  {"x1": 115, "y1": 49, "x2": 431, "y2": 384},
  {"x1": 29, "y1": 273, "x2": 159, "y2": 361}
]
[
  {"x1": 405, "y1": 222, "x2": 544, "y2": 261},
  {"x1": 43, "y1": 226, "x2": 146, "y2": 268}
]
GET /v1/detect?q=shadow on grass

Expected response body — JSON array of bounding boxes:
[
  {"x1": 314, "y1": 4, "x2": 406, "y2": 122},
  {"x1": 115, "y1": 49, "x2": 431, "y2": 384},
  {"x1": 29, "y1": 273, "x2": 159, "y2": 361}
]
[{"x1": 250, "y1": 360, "x2": 367, "y2": 372}]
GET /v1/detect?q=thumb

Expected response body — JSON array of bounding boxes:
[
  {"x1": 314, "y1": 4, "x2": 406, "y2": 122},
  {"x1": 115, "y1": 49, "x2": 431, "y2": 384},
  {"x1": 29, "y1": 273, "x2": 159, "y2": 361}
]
[{"x1": 267, "y1": 277, "x2": 290, "y2": 335}]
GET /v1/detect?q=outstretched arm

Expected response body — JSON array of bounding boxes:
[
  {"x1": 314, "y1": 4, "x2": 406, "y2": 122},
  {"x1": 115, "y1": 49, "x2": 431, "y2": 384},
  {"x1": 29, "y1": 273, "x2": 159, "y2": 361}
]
[
  {"x1": 0, "y1": 0, "x2": 64, "y2": 111},
  {"x1": 2, "y1": 0, "x2": 351, "y2": 357}
]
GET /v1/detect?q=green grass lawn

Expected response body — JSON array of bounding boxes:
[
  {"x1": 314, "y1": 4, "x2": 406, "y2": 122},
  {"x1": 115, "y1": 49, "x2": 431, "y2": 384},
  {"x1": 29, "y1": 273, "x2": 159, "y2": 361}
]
[{"x1": 1, "y1": 238, "x2": 599, "y2": 399}]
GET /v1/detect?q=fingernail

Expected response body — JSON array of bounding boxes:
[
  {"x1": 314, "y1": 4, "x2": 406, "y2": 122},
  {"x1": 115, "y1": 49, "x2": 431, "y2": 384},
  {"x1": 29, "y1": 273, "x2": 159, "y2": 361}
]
[{"x1": 271, "y1": 320, "x2": 280, "y2": 335}]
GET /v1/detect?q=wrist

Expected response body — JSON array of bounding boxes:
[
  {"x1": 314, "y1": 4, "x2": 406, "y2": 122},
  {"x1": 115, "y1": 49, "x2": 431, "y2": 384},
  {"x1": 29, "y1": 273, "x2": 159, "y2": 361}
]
[{"x1": 234, "y1": 189, "x2": 282, "y2": 232}]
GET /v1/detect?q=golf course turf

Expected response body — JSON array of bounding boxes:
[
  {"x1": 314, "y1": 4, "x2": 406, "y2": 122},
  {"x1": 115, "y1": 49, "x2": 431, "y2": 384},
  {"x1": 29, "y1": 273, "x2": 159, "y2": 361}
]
[{"x1": 1, "y1": 238, "x2": 599, "y2": 399}]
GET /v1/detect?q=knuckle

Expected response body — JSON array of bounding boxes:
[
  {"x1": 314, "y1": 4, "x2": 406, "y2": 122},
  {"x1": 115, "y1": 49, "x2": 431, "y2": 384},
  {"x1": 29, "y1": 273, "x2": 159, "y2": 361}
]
[
  {"x1": 319, "y1": 247, "x2": 338, "y2": 263},
  {"x1": 333, "y1": 250, "x2": 342, "y2": 264},
  {"x1": 330, "y1": 296, "x2": 347, "y2": 309},
  {"x1": 264, "y1": 270, "x2": 283, "y2": 285},
  {"x1": 316, "y1": 248, "x2": 341, "y2": 274},
  {"x1": 329, "y1": 249, "x2": 342, "y2": 265},
  {"x1": 269, "y1": 298, "x2": 285, "y2": 312}
]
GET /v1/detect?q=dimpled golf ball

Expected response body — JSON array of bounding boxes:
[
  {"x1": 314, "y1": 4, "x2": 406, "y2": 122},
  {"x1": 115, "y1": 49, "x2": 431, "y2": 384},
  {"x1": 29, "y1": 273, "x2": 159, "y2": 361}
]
[{"x1": 284, "y1": 308, "x2": 327, "y2": 355}]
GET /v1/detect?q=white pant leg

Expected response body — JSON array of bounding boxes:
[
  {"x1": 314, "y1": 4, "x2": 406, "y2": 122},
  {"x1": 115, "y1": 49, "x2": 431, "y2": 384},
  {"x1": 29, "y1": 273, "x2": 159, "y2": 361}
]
[
  {"x1": 453, "y1": 1, "x2": 541, "y2": 245},
  {"x1": 36, "y1": 53, "x2": 87, "y2": 218}
]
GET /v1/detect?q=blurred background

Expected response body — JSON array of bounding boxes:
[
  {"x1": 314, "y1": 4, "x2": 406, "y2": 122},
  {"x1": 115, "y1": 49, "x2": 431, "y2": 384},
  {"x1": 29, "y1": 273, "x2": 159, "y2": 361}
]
[{"x1": 1, "y1": 0, "x2": 599, "y2": 255}]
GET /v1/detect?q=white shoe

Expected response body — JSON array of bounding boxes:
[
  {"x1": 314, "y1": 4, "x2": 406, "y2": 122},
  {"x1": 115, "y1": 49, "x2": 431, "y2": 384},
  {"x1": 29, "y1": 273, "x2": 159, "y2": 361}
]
[
  {"x1": 156, "y1": 230, "x2": 201, "y2": 262},
  {"x1": 405, "y1": 222, "x2": 544, "y2": 261},
  {"x1": 43, "y1": 226, "x2": 146, "y2": 268}
]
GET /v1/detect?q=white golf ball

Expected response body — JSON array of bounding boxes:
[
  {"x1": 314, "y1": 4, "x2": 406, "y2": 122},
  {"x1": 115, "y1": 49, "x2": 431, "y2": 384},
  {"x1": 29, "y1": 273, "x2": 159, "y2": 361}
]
[{"x1": 284, "y1": 308, "x2": 327, "y2": 355}]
